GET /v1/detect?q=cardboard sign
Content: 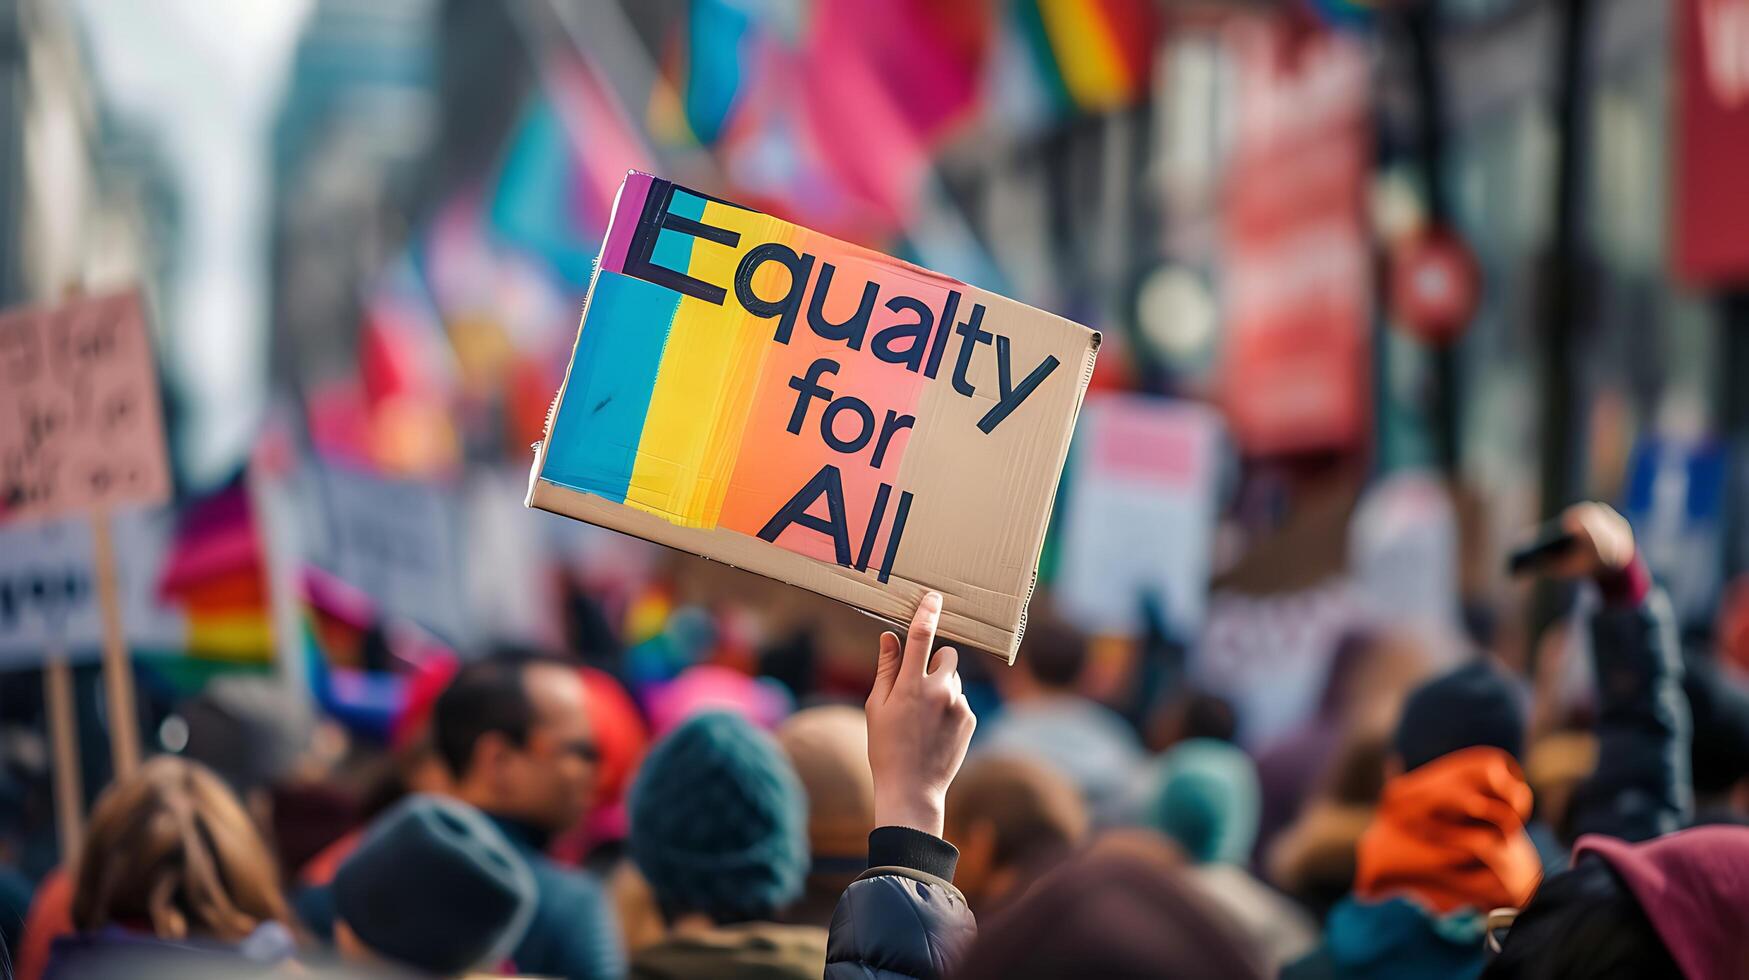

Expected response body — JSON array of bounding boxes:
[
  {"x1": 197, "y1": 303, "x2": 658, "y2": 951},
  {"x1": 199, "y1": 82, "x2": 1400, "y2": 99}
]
[
  {"x1": 529, "y1": 173, "x2": 1099, "y2": 661},
  {"x1": 298, "y1": 463, "x2": 472, "y2": 647},
  {"x1": 0, "y1": 292, "x2": 172, "y2": 523},
  {"x1": 1055, "y1": 396, "x2": 1220, "y2": 640},
  {"x1": 0, "y1": 509, "x2": 185, "y2": 667}
]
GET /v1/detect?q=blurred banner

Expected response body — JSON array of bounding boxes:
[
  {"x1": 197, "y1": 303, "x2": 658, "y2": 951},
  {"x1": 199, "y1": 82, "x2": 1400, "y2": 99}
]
[
  {"x1": 1673, "y1": 0, "x2": 1749, "y2": 285},
  {"x1": 1055, "y1": 395, "x2": 1221, "y2": 640},
  {"x1": 294, "y1": 461, "x2": 471, "y2": 649},
  {"x1": 1218, "y1": 17, "x2": 1372, "y2": 456},
  {"x1": 0, "y1": 510, "x2": 184, "y2": 666}
]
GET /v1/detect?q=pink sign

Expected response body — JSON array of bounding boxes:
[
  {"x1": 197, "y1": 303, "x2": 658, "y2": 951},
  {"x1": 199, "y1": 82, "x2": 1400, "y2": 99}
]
[{"x1": 0, "y1": 292, "x2": 171, "y2": 524}]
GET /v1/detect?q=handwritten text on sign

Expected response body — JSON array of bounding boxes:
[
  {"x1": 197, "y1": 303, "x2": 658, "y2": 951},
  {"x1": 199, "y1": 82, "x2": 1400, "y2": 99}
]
[{"x1": 0, "y1": 292, "x2": 171, "y2": 524}]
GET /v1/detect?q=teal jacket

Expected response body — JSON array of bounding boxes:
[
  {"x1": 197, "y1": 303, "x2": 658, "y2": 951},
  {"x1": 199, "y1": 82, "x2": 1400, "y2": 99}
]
[{"x1": 1280, "y1": 896, "x2": 1487, "y2": 980}]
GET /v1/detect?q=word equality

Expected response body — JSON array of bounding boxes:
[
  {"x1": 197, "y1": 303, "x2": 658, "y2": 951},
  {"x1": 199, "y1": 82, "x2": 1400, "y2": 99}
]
[
  {"x1": 620, "y1": 188, "x2": 1064, "y2": 441},
  {"x1": 602, "y1": 186, "x2": 1068, "y2": 582}
]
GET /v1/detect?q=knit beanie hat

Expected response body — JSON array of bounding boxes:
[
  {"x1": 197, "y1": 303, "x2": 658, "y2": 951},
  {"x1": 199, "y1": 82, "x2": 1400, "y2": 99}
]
[
  {"x1": 334, "y1": 795, "x2": 536, "y2": 976},
  {"x1": 778, "y1": 706, "x2": 874, "y2": 866},
  {"x1": 629, "y1": 711, "x2": 809, "y2": 923},
  {"x1": 1150, "y1": 738, "x2": 1260, "y2": 865},
  {"x1": 1394, "y1": 662, "x2": 1524, "y2": 772}
]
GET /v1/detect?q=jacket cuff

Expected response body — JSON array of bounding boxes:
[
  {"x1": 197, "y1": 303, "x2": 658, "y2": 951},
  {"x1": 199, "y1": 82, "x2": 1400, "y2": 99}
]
[
  {"x1": 868, "y1": 826, "x2": 959, "y2": 882},
  {"x1": 1596, "y1": 554, "x2": 1651, "y2": 608}
]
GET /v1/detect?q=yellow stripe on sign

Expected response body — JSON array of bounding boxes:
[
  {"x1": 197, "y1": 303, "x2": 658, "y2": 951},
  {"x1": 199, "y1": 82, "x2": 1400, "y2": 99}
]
[
  {"x1": 624, "y1": 202, "x2": 781, "y2": 527},
  {"x1": 1040, "y1": 0, "x2": 1130, "y2": 111}
]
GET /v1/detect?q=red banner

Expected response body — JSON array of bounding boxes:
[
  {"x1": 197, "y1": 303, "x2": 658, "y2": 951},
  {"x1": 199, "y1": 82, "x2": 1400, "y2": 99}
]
[
  {"x1": 1219, "y1": 18, "x2": 1372, "y2": 456},
  {"x1": 1674, "y1": 0, "x2": 1749, "y2": 286}
]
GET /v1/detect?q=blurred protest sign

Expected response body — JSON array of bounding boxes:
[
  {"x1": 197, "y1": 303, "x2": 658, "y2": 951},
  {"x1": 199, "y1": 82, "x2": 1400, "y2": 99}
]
[
  {"x1": 1055, "y1": 396, "x2": 1220, "y2": 639},
  {"x1": 1349, "y1": 472, "x2": 1464, "y2": 656},
  {"x1": 0, "y1": 290, "x2": 171, "y2": 834},
  {"x1": 529, "y1": 173, "x2": 1098, "y2": 661},
  {"x1": 1624, "y1": 435, "x2": 1726, "y2": 627},
  {"x1": 0, "y1": 510, "x2": 184, "y2": 667},
  {"x1": 299, "y1": 462, "x2": 472, "y2": 647},
  {"x1": 0, "y1": 291, "x2": 171, "y2": 520},
  {"x1": 1219, "y1": 18, "x2": 1371, "y2": 455},
  {"x1": 1674, "y1": 0, "x2": 1749, "y2": 284}
]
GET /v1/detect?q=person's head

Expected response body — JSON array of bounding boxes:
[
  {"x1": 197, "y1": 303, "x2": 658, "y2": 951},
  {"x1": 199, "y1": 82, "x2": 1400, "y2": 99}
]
[
  {"x1": 1684, "y1": 655, "x2": 1749, "y2": 816},
  {"x1": 629, "y1": 711, "x2": 808, "y2": 925},
  {"x1": 72, "y1": 756, "x2": 290, "y2": 942},
  {"x1": 1393, "y1": 661, "x2": 1523, "y2": 774},
  {"x1": 1482, "y1": 855, "x2": 1679, "y2": 979},
  {"x1": 945, "y1": 755, "x2": 1089, "y2": 913},
  {"x1": 169, "y1": 676, "x2": 315, "y2": 819},
  {"x1": 333, "y1": 795, "x2": 536, "y2": 978},
  {"x1": 434, "y1": 652, "x2": 598, "y2": 833},
  {"x1": 1147, "y1": 688, "x2": 1237, "y2": 751},
  {"x1": 1149, "y1": 739, "x2": 1260, "y2": 865},
  {"x1": 776, "y1": 705, "x2": 874, "y2": 918},
  {"x1": 1001, "y1": 613, "x2": 1088, "y2": 698},
  {"x1": 953, "y1": 848, "x2": 1267, "y2": 980}
]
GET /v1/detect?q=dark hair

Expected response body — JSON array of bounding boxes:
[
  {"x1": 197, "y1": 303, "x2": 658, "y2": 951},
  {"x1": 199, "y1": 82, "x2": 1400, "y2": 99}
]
[
  {"x1": 433, "y1": 651, "x2": 570, "y2": 778},
  {"x1": 1019, "y1": 615, "x2": 1088, "y2": 690},
  {"x1": 1483, "y1": 855, "x2": 1679, "y2": 979},
  {"x1": 1178, "y1": 691, "x2": 1237, "y2": 744}
]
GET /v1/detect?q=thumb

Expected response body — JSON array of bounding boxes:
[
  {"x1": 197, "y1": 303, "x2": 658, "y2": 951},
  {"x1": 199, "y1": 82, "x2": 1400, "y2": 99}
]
[{"x1": 871, "y1": 631, "x2": 901, "y2": 705}]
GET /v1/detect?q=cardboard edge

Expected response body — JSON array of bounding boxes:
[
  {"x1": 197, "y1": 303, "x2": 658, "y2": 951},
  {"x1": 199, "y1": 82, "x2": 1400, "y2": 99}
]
[
  {"x1": 1003, "y1": 329, "x2": 1102, "y2": 665},
  {"x1": 527, "y1": 478, "x2": 1021, "y2": 658}
]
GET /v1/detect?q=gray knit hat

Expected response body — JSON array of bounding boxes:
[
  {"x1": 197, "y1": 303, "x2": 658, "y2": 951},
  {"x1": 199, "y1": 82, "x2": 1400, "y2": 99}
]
[{"x1": 333, "y1": 795, "x2": 536, "y2": 976}]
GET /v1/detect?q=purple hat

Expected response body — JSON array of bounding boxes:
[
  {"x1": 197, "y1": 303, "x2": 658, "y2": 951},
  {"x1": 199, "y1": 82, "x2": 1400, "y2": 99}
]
[{"x1": 1574, "y1": 826, "x2": 1749, "y2": 980}]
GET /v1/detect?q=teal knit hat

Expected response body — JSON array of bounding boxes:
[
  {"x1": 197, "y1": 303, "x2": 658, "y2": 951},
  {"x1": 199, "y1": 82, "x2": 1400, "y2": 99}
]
[
  {"x1": 629, "y1": 711, "x2": 809, "y2": 923},
  {"x1": 1149, "y1": 738, "x2": 1261, "y2": 865}
]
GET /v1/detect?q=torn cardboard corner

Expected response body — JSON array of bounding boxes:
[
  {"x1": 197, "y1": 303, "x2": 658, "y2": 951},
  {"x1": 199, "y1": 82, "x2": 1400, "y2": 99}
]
[{"x1": 527, "y1": 172, "x2": 1099, "y2": 662}]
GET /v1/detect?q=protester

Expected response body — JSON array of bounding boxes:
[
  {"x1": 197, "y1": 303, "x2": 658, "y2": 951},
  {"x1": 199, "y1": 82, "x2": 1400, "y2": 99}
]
[
  {"x1": 625, "y1": 710, "x2": 820, "y2": 978},
  {"x1": 44, "y1": 756, "x2": 297, "y2": 979},
  {"x1": 775, "y1": 705, "x2": 875, "y2": 927},
  {"x1": 825, "y1": 591, "x2": 978, "y2": 979},
  {"x1": 428, "y1": 652, "x2": 624, "y2": 980},
  {"x1": 1681, "y1": 653, "x2": 1749, "y2": 826},
  {"x1": 1485, "y1": 826, "x2": 1749, "y2": 978},
  {"x1": 330, "y1": 794, "x2": 536, "y2": 978},
  {"x1": 552, "y1": 666, "x2": 651, "y2": 868},
  {"x1": 943, "y1": 754, "x2": 1088, "y2": 916},
  {"x1": 952, "y1": 846, "x2": 1268, "y2": 980},
  {"x1": 1254, "y1": 631, "x2": 1432, "y2": 856},
  {"x1": 1265, "y1": 730, "x2": 1390, "y2": 919},
  {"x1": 1281, "y1": 661, "x2": 1542, "y2": 980},
  {"x1": 1149, "y1": 738, "x2": 1316, "y2": 969},
  {"x1": 977, "y1": 612, "x2": 1143, "y2": 824},
  {"x1": 1552, "y1": 502, "x2": 1692, "y2": 844}
]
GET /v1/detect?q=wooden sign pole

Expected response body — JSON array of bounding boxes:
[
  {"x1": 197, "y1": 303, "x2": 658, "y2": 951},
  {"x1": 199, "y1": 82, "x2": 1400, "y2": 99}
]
[
  {"x1": 91, "y1": 509, "x2": 140, "y2": 780},
  {"x1": 43, "y1": 648, "x2": 84, "y2": 854}
]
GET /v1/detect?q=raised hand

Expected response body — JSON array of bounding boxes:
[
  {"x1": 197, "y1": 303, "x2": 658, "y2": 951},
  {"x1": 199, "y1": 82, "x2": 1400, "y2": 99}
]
[{"x1": 865, "y1": 592, "x2": 977, "y2": 837}]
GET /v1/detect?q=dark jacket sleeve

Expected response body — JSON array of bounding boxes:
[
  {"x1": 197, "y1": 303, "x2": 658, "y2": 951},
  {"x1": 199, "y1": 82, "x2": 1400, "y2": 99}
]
[
  {"x1": 1569, "y1": 572, "x2": 1692, "y2": 843},
  {"x1": 825, "y1": 827, "x2": 977, "y2": 980}
]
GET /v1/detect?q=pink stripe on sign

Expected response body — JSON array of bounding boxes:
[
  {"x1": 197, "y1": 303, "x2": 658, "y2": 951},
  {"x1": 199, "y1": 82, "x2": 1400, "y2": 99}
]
[{"x1": 598, "y1": 172, "x2": 654, "y2": 275}]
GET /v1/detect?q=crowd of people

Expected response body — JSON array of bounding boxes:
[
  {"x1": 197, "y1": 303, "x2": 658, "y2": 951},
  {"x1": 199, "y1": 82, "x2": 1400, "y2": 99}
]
[{"x1": 7, "y1": 501, "x2": 1749, "y2": 979}]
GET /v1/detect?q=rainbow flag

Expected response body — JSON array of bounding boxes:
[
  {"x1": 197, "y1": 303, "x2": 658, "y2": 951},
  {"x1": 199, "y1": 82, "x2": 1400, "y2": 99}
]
[
  {"x1": 1012, "y1": 0, "x2": 1157, "y2": 115},
  {"x1": 651, "y1": 0, "x2": 760, "y2": 146},
  {"x1": 158, "y1": 483, "x2": 274, "y2": 663}
]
